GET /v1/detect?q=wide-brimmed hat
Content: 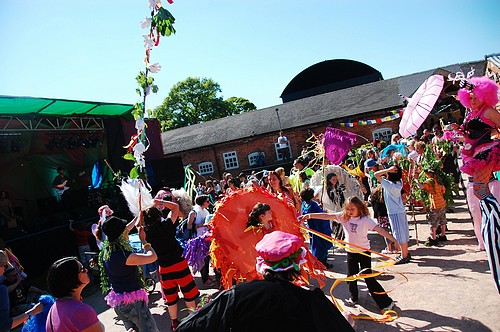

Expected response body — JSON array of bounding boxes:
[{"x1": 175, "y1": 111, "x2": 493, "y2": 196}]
[
  {"x1": 101, "y1": 216, "x2": 128, "y2": 241},
  {"x1": 255, "y1": 231, "x2": 307, "y2": 274}
]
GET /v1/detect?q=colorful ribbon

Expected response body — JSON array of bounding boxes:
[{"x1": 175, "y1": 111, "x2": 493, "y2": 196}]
[{"x1": 301, "y1": 226, "x2": 406, "y2": 322}]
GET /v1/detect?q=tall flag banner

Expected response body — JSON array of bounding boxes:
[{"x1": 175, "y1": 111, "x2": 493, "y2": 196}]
[{"x1": 323, "y1": 127, "x2": 357, "y2": 165}]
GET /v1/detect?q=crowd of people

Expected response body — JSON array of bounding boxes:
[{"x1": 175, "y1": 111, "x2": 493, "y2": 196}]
[{"x1": 1, "y1": 74, "x2": 499, "y2": 331}]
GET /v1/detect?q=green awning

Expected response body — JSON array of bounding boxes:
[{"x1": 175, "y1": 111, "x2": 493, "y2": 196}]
[{"x1": 0, "y1": 95, "x2": 135, "y2": 119}]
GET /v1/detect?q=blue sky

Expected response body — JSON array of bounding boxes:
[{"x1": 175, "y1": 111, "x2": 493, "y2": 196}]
[{"x1": 1, "y1": 0, "x2": 499, "y2": 111}]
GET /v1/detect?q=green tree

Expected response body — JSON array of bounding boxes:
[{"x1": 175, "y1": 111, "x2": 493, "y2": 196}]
[{"x1": 154, "y1": 77, "x2": 256, "y2": 131}]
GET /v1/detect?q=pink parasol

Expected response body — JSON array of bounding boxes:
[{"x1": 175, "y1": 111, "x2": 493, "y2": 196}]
[{"x1": 399, "y1": 74, "x2": 444, "y2": 138}]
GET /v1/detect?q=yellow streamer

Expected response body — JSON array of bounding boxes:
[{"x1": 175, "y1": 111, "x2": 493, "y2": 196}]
[{"x1": 301, "y1": 226, "x2": 405, "y2": 322}]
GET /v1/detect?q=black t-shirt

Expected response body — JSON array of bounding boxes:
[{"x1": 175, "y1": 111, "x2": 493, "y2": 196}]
[{"x1": 145, "y1": 217, "x2": 184, "y2": 267}]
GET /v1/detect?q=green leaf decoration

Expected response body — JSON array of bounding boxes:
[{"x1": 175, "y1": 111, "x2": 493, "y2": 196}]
[
  {"x1": 153, "y1": 7, "x2": 176, "y2": 37},
  {"x1": 123, "y1": 153, "x2": 135, "y2": 161},
  {"x1": 130, "y1": 166, "x2": 139, "y2": 178}
]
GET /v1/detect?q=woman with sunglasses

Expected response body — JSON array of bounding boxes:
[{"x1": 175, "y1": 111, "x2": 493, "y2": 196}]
[{"x1": 46, "y1": 256, "x2": 104, "y2": 331}]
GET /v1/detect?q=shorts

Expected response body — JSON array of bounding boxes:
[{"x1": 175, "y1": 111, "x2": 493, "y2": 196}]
[
  {"x1": 159, "y1": 259, "x2": 199, "y2": 305},
  {"x1": 388, "y1": 212, "x2": 410, "y2": 244},
  {"x1": 428, "y1": 208, "x2": 447, "y2": 228}
]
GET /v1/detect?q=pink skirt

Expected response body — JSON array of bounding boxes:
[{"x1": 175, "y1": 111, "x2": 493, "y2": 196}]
[{"x1": 460, "y1": 141, "x2": 500, "y2": 176}]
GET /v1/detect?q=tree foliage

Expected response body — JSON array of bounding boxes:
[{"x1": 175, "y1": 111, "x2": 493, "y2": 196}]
[{"x1": 154, "y1": 77, "x2": 257, "y2": 131}]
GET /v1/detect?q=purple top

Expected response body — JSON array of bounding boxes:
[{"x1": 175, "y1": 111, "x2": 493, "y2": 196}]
[{"x1": 46, "y1": 298, "x2": 99, "y2": 331}]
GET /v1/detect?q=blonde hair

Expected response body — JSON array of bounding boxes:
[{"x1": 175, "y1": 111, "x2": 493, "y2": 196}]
[
  {"x1": 342, "y1": 196, "x2": 370, "y2": 220},
  {"x1": 275, "y1": 167, "x2": 285, "y2": 179}
]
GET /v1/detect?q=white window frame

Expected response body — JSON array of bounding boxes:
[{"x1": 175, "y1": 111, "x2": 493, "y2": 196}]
[
  {"x1": 372, "y1": 128, "x2": 393, "y2": 142},
  {"x1": 223, "y1": 151, "x2": 239, "y2": 170},
  {"x1": 248, "y1": 152, "x2": 265, "y2": 167},
  {"x1": 198, "y1": 162, "x2": 214, "y2": 175},
  {"x1": 274, "y1": 142, "x2": 292, "y2": 161}
]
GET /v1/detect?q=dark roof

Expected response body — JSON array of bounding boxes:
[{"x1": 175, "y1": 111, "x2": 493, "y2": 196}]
[
  {"x1": 280, "y1": 59, "x2": 383, "y2": 102},
  {"x1": 162, "y1": 60, "x2": 485, "y2": 155}
]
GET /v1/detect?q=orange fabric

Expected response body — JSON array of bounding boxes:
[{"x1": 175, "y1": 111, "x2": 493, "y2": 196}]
[
  {"x1": 423, "y1": 179, "x2": 447, "y2": 209},
  {"x1": 209, "y1": 186, "x2": 325, "y2": 289}
]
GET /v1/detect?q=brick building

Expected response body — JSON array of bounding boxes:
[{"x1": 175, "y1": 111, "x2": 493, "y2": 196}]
[{"x1": 161, "y1": 59, "x2": 485, "y2": 180}]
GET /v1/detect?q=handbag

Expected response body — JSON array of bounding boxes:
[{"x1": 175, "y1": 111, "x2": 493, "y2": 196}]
[{"x1": 176, "y1": 210, "x2": 196, "y2": 242}]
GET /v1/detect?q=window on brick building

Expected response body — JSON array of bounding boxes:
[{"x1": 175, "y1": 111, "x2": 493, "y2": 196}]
[
  {"x1": 274, "y1": 142, "x2": 292, "y2": 161},
  {"x1": 372, "y1": 128, "x2": 393, "y2": 143},
  {"x1": 223, "y1": 151, "x2": 239, "y2": 170},
  {"x1": 248, "y1": 152, "x2": 265, "y2": 167},
  {"x1": 198, "y1": 162, "x2": 214, "y2": 175}
]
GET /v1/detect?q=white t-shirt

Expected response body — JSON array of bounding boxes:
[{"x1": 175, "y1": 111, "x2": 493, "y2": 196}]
[
  {"x1": 193, "y1": 205, "x2": 209, "y2": 236},
  {"x1": 334, "y1": 212, "x2": 377, "y2": 252},
  {"x1": 408, "y1": 150, "x2": 419, "y2": 162}
]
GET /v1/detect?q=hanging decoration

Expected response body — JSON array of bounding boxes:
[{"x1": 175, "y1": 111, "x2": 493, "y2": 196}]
[
  {"x1": 339, "y1": 108, "x2": 404, "y2": 127},
  {"x1": 123, "y1": 0, "x2": 176, "y2": 179},
  {"x1": 323, "y1": 127, "x2": 357, "y2": 165}
]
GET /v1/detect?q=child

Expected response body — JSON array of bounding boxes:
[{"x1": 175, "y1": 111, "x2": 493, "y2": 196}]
[
  {"x1": 374, "y1": 165, "x2": 411, "y2": 264},
  {"x1": 247, "y1": 203, "x2": 273, "y2": 231},
  {"x1": 370, "y1": 186, "x2": 395, "y2": 254},
  {"x1": 301, "y1": 196, "x2": 397, "y2": 313},
  {"x1": 69, "y1": 220, "x2": 93, "y2": 264},
  {"x1": 300, "y1": 187, "x2": 333, "y2": 269},
  {"x1": 416, "y1": 169, "x2": 447, "y2": 246}
]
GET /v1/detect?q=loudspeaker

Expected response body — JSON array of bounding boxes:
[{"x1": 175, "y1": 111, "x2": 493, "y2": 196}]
[{"x1": 149, "y1": 157, "x2": 184, "y2": 189}]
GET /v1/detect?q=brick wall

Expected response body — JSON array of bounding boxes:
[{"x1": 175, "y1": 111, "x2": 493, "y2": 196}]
[{"x1": 166, "y1": 111, "x2": 401, "y2": 180}]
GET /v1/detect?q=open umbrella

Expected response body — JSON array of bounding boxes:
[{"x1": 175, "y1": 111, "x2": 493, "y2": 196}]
[{"x1": 399, "y1": 74, "x2": 444, "y2": 138}]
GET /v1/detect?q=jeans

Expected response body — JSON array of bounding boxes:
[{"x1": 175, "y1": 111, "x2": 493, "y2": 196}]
[{"x1": 114, "y1": 300, "x2": 159, "y2": 332}]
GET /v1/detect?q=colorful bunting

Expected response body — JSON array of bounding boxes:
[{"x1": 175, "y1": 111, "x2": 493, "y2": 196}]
[{"x1": 339, "y1": 108, "x2": 404, "y2": 127}]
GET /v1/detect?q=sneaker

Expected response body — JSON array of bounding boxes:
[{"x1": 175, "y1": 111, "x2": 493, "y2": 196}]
[
  {"x1": 344, "y1": 298, "x2": 358, "y2": 307},
  {"x1": 381, "y1": 301, "x2": 395, "y2": 314},
  {"x1": 425, "y1": 237, "x2": 439, "y2": 247},
  {"x1": 171, "y1": 318, "x2": 180, "y2": 331},
  {"x1": 437, "y1": 235, "x2": 448, "y2": 241},
  {"x1": 395, "y1": 255, "x2": 411, "y2": 265},
  {"x1": 381, "y1": 249, "x2": 392, "y2": 254}
]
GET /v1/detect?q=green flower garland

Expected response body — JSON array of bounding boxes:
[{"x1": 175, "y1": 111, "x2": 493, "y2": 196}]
[{"x1": 98, "y1": 233, "x2": 146, "y2": 294}]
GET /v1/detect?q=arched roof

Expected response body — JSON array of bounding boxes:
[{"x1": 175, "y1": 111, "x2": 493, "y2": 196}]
[{"x1": 280, "y1": 59, "x2": 383, "y2": 102}]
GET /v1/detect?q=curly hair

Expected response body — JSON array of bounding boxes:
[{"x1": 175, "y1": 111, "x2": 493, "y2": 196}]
[{"x1": 457, "y1": 76, "x2": 498, "y2": 109}]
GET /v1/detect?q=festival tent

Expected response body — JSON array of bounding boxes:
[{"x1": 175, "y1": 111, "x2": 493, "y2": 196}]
[{"x1": 0, "y1": 95, "x2": 164, "y2": 224}]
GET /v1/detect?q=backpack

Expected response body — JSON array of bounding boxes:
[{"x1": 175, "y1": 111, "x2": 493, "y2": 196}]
[{"x1": 176, "y1": 210, "x2": 196, "y2": 242}]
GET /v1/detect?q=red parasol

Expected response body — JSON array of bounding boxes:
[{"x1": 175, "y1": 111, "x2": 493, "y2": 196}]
[{"x1": 399, "y1": 74, "x2": 444, "y2": 138}]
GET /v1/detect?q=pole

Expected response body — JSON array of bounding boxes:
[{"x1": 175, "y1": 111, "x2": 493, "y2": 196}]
[{"x1": 275, "y1": 108, "x2": 282, "y2": 131}]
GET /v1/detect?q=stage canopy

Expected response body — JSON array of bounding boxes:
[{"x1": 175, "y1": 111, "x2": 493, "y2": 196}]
[{"x1": 0, "y1": 95, "x2": 134, "y2": 119}]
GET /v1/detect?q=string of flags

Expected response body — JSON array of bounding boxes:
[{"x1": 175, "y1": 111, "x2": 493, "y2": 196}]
[{"x1": 339, "y1": 108, "x2": 404, "y2": 127}]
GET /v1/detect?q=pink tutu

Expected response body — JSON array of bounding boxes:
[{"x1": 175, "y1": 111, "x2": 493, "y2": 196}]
[{"x1": 460, "y1": 141, "x2": 500, "y2": 176}]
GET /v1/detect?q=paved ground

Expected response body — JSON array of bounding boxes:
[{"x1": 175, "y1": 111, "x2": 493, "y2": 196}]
[{"x1": 86, "y1": 193, "x2": 500, "y2": 332}]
